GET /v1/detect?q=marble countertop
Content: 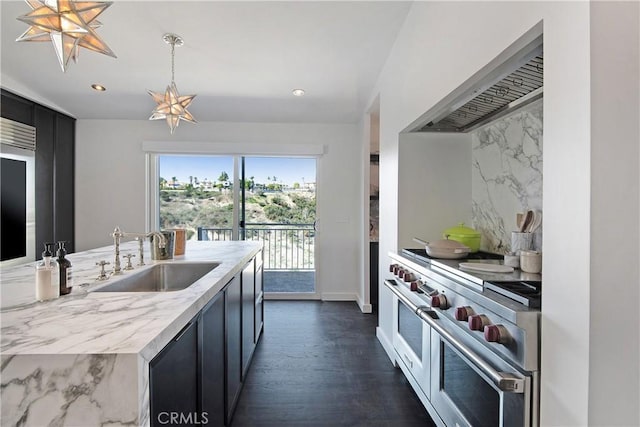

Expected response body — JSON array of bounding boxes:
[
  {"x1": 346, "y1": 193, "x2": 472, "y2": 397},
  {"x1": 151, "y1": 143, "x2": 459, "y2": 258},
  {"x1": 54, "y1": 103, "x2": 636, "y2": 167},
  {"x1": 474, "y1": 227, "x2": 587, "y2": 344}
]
[{"x1": 1, "y1": 240, "x2": 262, "y2": 360}]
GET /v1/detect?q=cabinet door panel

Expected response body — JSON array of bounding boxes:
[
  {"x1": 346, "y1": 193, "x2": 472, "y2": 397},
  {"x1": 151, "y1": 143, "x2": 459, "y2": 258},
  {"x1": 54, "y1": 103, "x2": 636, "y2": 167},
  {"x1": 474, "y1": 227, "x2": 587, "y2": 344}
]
[
  {"x1": 255, "y1": 264, "x2": 264, "y2": 342},
  {"x1": 225, "y1": 275, "x2": 242, "y2": 424},
  {"x1": 255, "y1": 260, "x2": 263, "y2": 299},
  {"x1": 150, "y1": 320, "x2": 198, "y2": 427},
  {"x1": 54, "y1": 114, "x2": 75, "y2": 252},
  {"x1": 241, "y1": 259, "x2": 255, "y2": 378},
  {"x1": 33, "y1": 106, "x2": 55, "y2": 251},
  {"x1": 200, "y1": 292, "x2": 225, "y2": 427}
]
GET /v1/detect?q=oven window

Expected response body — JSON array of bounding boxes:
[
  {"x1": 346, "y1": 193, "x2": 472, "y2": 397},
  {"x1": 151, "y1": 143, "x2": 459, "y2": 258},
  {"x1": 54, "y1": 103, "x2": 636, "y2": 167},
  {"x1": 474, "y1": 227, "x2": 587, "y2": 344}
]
[
  {"x1": 442, "y1": 342, "x2": 499, "y2": 426},
  {"x1": 398, "y1": 300, "x2": 422, "y2": 359}
]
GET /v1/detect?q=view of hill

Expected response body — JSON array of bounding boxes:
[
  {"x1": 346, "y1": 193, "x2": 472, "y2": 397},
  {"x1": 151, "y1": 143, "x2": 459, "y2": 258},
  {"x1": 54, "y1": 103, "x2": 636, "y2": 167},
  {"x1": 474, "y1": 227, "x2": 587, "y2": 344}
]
[{"x1": 160, "y1": 187, "x2": 316, "y2": 241}]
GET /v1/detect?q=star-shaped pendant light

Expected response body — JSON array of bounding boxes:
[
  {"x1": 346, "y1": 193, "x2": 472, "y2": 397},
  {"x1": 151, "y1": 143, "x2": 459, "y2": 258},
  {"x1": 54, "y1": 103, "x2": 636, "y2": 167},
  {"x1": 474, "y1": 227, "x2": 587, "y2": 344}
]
[
  {"x1": 15, "y1": 0, "x2": 116, "y2": 72},
  {"x1": 148, "y1": 33, "x2": 197, "y2": 134}
]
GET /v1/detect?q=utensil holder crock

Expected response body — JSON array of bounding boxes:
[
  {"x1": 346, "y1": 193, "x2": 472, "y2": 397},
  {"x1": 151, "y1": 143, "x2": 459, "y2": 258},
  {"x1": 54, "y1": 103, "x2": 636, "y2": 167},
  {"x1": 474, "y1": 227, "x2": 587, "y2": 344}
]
[
  {"x1": 511, "y1": 231, "x2": 533, "y2": 255},
  {"x1": 520, "y1": 250, "x2": 542, "y2": 274}
]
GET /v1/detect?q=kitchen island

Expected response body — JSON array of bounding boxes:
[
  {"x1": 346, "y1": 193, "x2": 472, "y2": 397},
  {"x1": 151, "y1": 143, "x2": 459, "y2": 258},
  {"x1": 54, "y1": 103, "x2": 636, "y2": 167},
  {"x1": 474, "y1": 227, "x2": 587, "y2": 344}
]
[{"x1": 1, "y1": 240, "x2": 262, "y2": 426}]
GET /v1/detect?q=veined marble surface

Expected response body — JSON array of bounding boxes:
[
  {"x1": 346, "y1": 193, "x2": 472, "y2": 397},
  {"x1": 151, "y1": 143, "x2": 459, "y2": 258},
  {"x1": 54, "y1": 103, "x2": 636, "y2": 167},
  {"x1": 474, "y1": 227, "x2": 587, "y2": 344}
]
[
  {"x1": 1, "y1": 240, "x2": 261, "y2": 426},
  {"x1": 471, "y1": 100, "x2": 543, "y2": 253}
]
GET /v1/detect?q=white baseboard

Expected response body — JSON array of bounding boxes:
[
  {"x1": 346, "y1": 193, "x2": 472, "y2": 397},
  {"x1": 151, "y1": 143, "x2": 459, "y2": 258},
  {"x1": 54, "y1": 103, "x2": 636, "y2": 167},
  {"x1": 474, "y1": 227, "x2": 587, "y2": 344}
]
[
  {"x1": 265, "y1": 292, "x2": 373, "y2": 313},
  {"x1": 321, "y1": 292, "x2": 357, "y2": 301},
  {"x1": 359, "y1": 303, "x2": 373, "y2": 313},
  {"x1": 376, "y1": 326, "x2": 396, "y2": 365},
  {"x1": 356, "y1": 294, "x2": 373, "y2": 313},
  {"x1": 264, "y1": 292, "x2": 320, "y2": 300}
]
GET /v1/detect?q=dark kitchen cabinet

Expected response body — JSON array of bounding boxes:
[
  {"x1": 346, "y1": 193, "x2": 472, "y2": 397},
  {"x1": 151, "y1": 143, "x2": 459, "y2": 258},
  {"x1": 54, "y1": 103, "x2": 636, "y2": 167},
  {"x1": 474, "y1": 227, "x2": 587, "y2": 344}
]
[
  {"x1": 54, "y1": 113, "x2": 75, "y2": 251},
  {"x1": 200, "y1": 291, "x2": 225, "y2": 427},
  {"x1": 33, "y1": 106, "x2": 55, "y2": 252},
  {"x1": 1, "y1": 89, "x2": 75, "y2": 255},
  {"x1": 0, "y1": 90, "x2": 33, "y2": 125},
  {"x1": 370, "y1": 242, "x2": 379, "y2": 312},
  {"x1": 255, "y1": 261, "x2": 264, "y2": 343},
  {"x1": 148, "y1": 251, "x2": 263, "y2": 427},
  {"x1": 149, "y1": 318, "x2": 199, "y2": 427},
  {"x1": 241, "y1": 258, "x2": 256, "y2": 378},
  {"x1": 225, "y1": 274, "x2": 242, "y2": 423}
]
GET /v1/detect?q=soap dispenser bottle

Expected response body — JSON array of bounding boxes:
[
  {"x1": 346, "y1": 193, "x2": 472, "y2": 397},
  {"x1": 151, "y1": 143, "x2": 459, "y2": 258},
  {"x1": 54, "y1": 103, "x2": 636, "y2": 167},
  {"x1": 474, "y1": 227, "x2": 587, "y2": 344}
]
[
  {"x1": 56, "y1": 241, "x2": 73, "y2": 295},
  {"x1": 35, "y1": 242, "x2": 59, "y2": 301}
]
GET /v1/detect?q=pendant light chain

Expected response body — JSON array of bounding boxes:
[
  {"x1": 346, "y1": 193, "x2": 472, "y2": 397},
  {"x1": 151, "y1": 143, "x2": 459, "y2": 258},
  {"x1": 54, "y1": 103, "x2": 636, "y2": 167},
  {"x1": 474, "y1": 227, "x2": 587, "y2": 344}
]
[{"x1": 170, "y1": 39, "x2": 175, "y2": 84}]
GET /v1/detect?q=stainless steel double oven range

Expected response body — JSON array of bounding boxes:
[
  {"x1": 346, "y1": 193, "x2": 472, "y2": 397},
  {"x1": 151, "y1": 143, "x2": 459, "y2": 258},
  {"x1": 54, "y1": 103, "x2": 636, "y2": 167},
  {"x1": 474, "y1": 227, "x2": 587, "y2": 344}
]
[{"x1": 385, "y1": 249, "x2": 541, "y2": 427}]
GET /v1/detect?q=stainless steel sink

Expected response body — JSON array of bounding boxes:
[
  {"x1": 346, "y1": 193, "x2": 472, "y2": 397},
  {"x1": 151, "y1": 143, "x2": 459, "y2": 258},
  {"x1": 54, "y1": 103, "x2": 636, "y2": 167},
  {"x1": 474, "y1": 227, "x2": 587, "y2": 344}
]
[{"x1": 92, "y1": 262, "x2": 219, "y2": 292}]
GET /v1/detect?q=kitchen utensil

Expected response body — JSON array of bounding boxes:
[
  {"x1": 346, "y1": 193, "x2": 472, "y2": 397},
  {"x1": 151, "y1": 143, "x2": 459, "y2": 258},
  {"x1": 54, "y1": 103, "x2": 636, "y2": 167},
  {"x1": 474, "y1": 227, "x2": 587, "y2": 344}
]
[
  {"x1": 516, "y1": 213, "x2": 523, "y2": 231},
  {"x1": 527, "y1": 211, "x2": 542, "y2": 233},
  {"x1": 458, "y1": 262, "x2": 514, "y2": 273},
  {"x1": 413, "y1": 237, "x2": 470, "y2": 259},
  {"x1": 442, "y1": 223, "x2": 481, "y2": 252},
  {"x1": 520, "y1": 210, "x2": 533, "y2": 232}
]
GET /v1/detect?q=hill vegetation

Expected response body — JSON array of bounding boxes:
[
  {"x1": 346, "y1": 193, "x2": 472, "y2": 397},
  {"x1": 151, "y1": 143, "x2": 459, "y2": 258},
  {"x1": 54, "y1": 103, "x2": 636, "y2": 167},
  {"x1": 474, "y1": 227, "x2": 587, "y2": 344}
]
[{"x1": 160, "y1": 188, "x2": 316, "y2": 240}]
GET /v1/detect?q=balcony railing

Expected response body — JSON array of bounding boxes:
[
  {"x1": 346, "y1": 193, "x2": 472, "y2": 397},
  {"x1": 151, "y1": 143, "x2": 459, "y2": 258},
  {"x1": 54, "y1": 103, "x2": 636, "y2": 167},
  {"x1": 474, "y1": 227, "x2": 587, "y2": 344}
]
[{"x1": 197, "y1": 223, "x2": 315, "y2": 271}]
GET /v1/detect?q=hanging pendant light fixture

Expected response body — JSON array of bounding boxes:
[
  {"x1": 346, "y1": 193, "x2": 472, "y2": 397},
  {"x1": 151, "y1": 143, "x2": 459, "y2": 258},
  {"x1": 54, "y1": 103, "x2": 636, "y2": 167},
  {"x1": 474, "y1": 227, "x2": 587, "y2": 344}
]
[
  {"x1": 148, "y1": 33, "x2": 197, "y2": 134},
  {"x1": 15, "y1": 0, "x2": 116, "y2": 72}
]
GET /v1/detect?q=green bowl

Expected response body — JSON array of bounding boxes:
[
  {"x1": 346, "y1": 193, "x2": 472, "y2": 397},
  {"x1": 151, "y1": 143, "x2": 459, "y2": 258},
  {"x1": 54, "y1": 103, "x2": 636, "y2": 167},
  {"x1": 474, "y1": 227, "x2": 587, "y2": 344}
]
[{"x1": 443, "y1": 223, "x2": 481, "y2": 252}]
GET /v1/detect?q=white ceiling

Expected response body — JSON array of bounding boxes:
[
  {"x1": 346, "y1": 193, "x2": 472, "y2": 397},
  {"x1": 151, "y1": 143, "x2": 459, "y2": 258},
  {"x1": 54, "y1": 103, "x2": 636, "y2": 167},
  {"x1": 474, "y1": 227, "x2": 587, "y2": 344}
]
[{"x1": 0, "y1": 1, "x2": 412, "y2": 123}]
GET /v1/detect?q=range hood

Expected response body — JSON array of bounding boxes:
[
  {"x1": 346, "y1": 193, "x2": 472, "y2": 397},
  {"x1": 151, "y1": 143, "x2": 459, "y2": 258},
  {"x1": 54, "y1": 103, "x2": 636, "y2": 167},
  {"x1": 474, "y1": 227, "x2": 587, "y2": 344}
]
[{"x1": 404, "y1": 23, "x2": 543, "y2": 133}]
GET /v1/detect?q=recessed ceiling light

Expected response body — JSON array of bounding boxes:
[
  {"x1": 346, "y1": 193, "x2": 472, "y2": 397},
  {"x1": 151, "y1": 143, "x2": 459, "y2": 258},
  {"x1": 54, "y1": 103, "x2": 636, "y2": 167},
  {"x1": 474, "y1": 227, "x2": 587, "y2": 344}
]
[
  {"x1": 91, "y1": 84, "x2": 106, "y2": 92},
  {"x1": 292, "y1": 89, "x2": 305, "y2": 97}
]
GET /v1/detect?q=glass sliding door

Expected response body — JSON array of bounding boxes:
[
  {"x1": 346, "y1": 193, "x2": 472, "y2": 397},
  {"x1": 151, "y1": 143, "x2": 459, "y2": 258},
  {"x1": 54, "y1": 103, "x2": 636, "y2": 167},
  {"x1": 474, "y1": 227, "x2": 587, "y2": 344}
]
[
  {"x1": 156, "y1": 154, "x2": 317, "y2": 297},
  {"x1": 158, "y1": 155, "x2": 236, "y2": 241},
  {"x1": 242, "y1": 157, "x2": 316, "y2": 295}
]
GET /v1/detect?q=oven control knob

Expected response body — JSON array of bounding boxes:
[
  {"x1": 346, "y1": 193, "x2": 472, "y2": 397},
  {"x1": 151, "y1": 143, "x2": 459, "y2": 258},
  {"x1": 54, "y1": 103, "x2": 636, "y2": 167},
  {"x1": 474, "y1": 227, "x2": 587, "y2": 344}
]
[
  {"x1": 389, "y1": 264, "x2": 398, "y2": 273},
  {"x1": 430, "y1": 294, "x2": 449, "y2": 310},
  {"x1": 468, "y1": 314, "x2": 491, "y2": 331},
  {"x1": 484, "y1": 325, "x2": 511, "y2": 344},
  {"x1": 397, "y1": 269, "x2": 405, "y2": 279},
  {"x1": 454, "y1": 306, "x2": 475, "y2": 321},
  {"x1": 403, "y1": 272, "x2": 415, "y2": 282},
  {"x1": 410, "y1": 280, "x2": 420, "y2": 291}
]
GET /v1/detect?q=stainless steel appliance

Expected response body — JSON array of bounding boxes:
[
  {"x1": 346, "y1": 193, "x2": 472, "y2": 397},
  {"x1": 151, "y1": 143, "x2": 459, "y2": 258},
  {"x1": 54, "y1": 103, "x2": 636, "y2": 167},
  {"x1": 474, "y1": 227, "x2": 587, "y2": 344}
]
[
  {"x1": 386, "y1": 248, "x2": 540, "y2": 427},
  {"x1": 1, "y1": 118, "x2": 36, "y2": 267}
]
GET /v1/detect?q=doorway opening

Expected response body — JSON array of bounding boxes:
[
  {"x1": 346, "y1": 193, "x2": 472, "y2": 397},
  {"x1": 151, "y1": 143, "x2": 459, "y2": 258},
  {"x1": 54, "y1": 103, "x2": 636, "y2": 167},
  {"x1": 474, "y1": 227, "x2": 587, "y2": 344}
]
[{"x1": 157, "y1": 155, "x2": 317, "y2": 296}]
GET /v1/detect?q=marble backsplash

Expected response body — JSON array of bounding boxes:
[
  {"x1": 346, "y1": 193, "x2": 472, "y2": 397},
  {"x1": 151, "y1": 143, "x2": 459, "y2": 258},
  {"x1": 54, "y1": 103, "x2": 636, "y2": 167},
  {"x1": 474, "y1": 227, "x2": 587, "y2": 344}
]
[{"x1": 471, "y1": 99, "x2": 543, "y2": 253}]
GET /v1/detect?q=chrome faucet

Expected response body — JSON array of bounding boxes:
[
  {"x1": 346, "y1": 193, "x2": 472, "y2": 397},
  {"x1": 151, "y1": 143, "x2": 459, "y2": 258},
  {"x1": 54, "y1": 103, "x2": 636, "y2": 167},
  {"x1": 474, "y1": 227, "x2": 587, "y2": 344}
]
[{"x1": 111, "y1": 227, "x2": 166, "y2": 275}]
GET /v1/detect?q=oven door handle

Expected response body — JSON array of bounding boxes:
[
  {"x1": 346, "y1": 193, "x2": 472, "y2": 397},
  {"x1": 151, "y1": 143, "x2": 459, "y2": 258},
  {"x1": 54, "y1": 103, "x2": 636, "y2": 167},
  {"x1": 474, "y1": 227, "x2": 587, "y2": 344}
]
[{"x1": 384, "y1": 279, "x2": 525, "y2": 394}]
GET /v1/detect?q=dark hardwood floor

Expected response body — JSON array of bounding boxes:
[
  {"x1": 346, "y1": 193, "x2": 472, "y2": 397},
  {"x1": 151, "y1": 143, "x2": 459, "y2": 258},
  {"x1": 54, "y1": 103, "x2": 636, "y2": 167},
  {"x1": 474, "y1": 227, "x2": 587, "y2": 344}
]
[{"x1": 231, "y1": 301, "x2": 437, "y2": 427}]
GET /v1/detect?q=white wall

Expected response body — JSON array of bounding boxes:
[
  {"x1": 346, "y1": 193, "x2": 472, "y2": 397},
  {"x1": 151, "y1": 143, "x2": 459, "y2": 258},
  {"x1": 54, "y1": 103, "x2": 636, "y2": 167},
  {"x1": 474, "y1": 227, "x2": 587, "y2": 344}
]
[
  {"x1": 397, "y1": 132, "x2": 472, "y2": 249},
  {"x1": 589, "y1": 2, "x2": 639, "y2": 424},
  {"x1": 76, "y1": 120, "x2": 362, "y2": 301},
  {"x1": 366, "y1": 1, "x2": 637, "y2": 425}
]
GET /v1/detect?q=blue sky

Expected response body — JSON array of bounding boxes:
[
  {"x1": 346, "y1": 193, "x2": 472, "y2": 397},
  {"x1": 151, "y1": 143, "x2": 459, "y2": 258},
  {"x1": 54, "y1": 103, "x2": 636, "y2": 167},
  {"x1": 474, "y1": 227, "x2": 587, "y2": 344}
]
[{"x1": 159, "y1": 156, "x2": 316, "y2": 186}]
